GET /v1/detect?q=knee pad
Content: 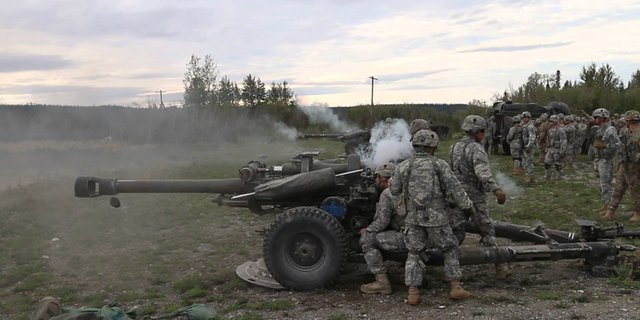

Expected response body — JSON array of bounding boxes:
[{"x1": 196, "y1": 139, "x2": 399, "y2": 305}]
[
  {"x1": 555, "y1": 164, "x2": 562, "y2": 171},
  {"x1": 544, "y1": 163, "x2": 551, "y2": 170}
]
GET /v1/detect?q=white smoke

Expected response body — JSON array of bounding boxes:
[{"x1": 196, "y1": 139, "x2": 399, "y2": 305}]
[
  {"x1": 297, "y1": 102, "x2": 358, "y2": 132},
  {"x1": 494, "y1": 172, "x2": 524, "y2": 196},
  {"x1": 272, "y1": 121, "x2": 299, "y2": 141},
  {"x1": 358, "y1": 119, "x2": 414, "y2": 168}
]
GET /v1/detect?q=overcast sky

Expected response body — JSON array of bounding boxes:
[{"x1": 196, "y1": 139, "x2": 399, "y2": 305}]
[{"x1": 1, "y1": 0, "x2": 639, "y2": 106}]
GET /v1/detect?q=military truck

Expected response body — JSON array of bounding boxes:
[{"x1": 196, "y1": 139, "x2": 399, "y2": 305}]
[{"x1": 490, "y1": 101, "x2": 569, "y2": 154}]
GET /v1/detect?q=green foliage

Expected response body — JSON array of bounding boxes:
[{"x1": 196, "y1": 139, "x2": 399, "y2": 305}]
[
  {"x1": 537, "y1": 291, "x2": 561, "y2": 301},
  {"x1": 607, "y1": 262, "x2": 640, "y2": 288},
  {"x1": 231, "y1": 312, "x2": 263, "y2": 320},
  {"x1": 328, "y1": 314, "x2": 351, "y2": 320},
  {"x1": 173, "y1": 275, "x2": 211, "y2": 294},
  {"x1": 570, "y1": 294, "x2": 590, "y2": 303}
]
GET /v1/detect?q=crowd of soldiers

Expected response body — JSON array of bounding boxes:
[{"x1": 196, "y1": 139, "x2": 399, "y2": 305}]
[{"x1": 357, "y1": 110, "x2": 640, "y2": 306}]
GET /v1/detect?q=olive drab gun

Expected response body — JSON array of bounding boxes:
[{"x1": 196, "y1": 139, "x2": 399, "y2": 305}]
[
  {"x1": 297, "y1": 129, "x2": 371, "y2": 155},
  {"x1": 75, "y1": 152, "x2": 636, "y2": 291}
]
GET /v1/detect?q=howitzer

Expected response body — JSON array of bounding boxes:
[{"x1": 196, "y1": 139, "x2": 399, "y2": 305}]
[
  {"x1": 75, "y1": 151, "x2": 637, "y2": 291},
  {"x1": 298, "y1": 130, "x2": 371, "y2": 155}
]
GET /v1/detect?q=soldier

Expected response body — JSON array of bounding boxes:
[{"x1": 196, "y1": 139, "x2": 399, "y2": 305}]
[
  {"x1": 558, "y1": 113, "x2": 565, "y2": 127},
  {"x1": 359, "y1": 162, "x2": 405, "y2": 295},
  {"x1": 506, "y1": 115, "x2": 524, "y2": 175},
  {"x1": 563, "y1": 115, "x2": 577, "y2": 170},
  {"x1": 448, "y1": 115, "x2": 508, "y2": 279},
  {"x1": 521, "y1": 111, "x2": 537, "y2": 182},
  {"x1": 587, "y1": 108, "x2": 622, "y2": 213},
  {"x1": 604, "y1": 110, "x2": 640, "y2": 222},
  {"x1": 538, "y1": 113, "x2": 550, "y2": 163},
  {"x1": 482, "y1": 116, "x2": 493, "y2": 154},
  {"x1": 577, "y1": 117, "x2": 588, "y2": 157},
  {"x1": 612, "y1": 113, "x2": 620, "y2": 131},
  {"x1": 409, "y1": 119, "x2": 430, "y2": 135},
  {"x1": 389, "y1": 129, "x2": 476, "y2": 304},
  {"x1": 545, "y1": 115, "x2": 567, "y2": 182},
  {"x1": 489, "y1": 116, "x2": 499, "y2": 155}
]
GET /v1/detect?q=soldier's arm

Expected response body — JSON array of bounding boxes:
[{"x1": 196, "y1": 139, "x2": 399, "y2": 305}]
[
  {"x1": 605, "y1": 127, "x2": 622, "y2": 151},
  {"x1": 388, "y1": 163, "x2": 404, "y2": 197},
  {"x1": 560, "y1": 130, "x2": 567, "y2": 154},
  {"x1": 507, "y1": 127, "x2": 514, "y2": 142},
  {"x1": 438, "y1": 160, "x2": 473, "y2": 210},
  {"x1": 471, "y1": 147, "x2": 500, "y2": 192},
  {"x1": 526, "y1": 125, "x2": 537, "y2": 148},
  {"x1": 366, "y1": 190, "x2": 394, "y2": 232}
]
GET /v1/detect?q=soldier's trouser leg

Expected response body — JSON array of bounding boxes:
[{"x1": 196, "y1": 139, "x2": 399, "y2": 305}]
[
  {"x1": 474, "y1": 202, "x2": 497, "y2": 247},
  {"x1": 544, "y1": 152, "x2": 554, "y2": 180},
  {"x1": 628, "y1": 165, "x2": 640, "y2": 213},
  {"x1": 524, "y1": 149, "x2": 535, "y2": 175},
  {"x1": 555, "y1": 153, "x2": 564, "y2": 180},
  {"x1": 538, "y1": 143, "x2": 547, "y2": 162},
  {"x1": 452, "y1": 224, "x2": 466, "y2": 245},
  {"x1": 360, "y1": 231, "x2": 407, "y2": 274},
  {"x1": 597, "y1": 158, "x2": 614, "y2": 203},
  {"x1": 405, "y1": 225, "x2": 428, "y2": 287},
  {"x1": 609, "y1": 169, "x2": 628, "y2": 211}
]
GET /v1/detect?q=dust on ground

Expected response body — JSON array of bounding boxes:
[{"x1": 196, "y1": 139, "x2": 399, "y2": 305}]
[{"x1": 1, "y1": 141, "x2": 639, "y2": 320}]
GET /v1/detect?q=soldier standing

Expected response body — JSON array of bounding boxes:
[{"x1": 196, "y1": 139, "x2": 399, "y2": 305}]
[
  {"x1": 359, "y1": 162, "x2": 404, "y2": 295},
  {"x1": 563, "y1": 115, "x2": 577, "y2": 170},
  {"x1": 389, "y1": 129, "x2": 476, "y2": 304},
  {"x1": 448, "y1": 115, "x2": 508, "y2": 279},
  {"x1": 545, "y1": 115, "x2": 567, "y2": 182},
  {"x1": 577, "y1": 117, "x2": 588, "y2": 156},
  {"x1": 506, "y1": 115, "x2": 524, "y2": 175},
  {"x1": 538, "y1": 114, "x2": 550, "y2": 163},
  {"x1": 588, "y1": 108, "x2": 622, "y2": 213},
  {"x1": 604, "y1": 111, "x2": 640, "y2": 222},
  {"x1": 521, "y1": 111, "x2": 537, "y2": 182}
]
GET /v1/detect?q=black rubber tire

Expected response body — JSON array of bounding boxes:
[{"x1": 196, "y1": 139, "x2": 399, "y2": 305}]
[
  {"x1": 263, "y1": 206, "x2": 348, "y2": 291},
  {"x1": 344, "y1": 140, "x2": 360, "y2": 155}
]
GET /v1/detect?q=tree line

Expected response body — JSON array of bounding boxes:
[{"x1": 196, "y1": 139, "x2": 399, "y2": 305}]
[{"x1": 497, "y1": 63, "x2": 640, "y2": 114}]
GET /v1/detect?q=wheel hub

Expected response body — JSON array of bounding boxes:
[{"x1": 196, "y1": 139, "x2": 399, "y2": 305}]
[{"x1": 286, "y1": 232, "x2": 325, "y2": 270}]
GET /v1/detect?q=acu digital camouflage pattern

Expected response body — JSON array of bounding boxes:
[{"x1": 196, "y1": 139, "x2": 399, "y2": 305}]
[
  {"x1": 609, "y1": 128, "x2": 640, "y2": 212},
  {"x1": 507, "y1": 122, "x2": 524, "y2": 169},
  {"x1": 522, "y1": 121, "x2": 537, "y2": 176},
  {"x1": 563, "y1": 121, "x2": 577, "y2": 167},
  {"x1": 544, "y1": 125, "x2": 567, "y2": 180},
  {"x1": 448, "y1": 135, "x2": 501, "y2": 247},
  {"x1": 365, "y1": 188, "x2": 406, "y2": 232},
  {"x1": 389, "y1": 152, "x2": 472, "y2": 286},
  {"x1": 593, "y1": 124, "x2": 622, "y2": 203}
]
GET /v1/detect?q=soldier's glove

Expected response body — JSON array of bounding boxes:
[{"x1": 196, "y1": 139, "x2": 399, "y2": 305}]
[
  {"x1": 465, "y1": 206, "x2": 476, "y2": 218},
  {"x1": 593, "y1": 141, "x2": 607, "y2": 149},
  {"x1": 494, "y1": 189, "x2": 506, "y2": 204}
]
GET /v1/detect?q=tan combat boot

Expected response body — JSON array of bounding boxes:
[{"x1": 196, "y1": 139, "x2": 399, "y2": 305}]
[
  {"x1": 495, "y1": 264, "x2": 510, "y2": 280},
  {"x1": 524, "y1": 175, "x2": 533, "y2": 183},
  {"x1": 630, "y1": 212, "x2": 640, "y2": 222},
  {"x1": 516, "y1": 168, "x2": 525, "y2": 175},
  {"x1": 407, "y1": 286, "x2": 421, "y2": 306},
  {"x1": 361, "y1": 274, "x2": 392, "y2": 294},
  {"x1": 449, "y1": 280, "x2": 471, "y2": 300},
  {"x1": 602, "y1": 208, "x2": 616, "y2": 221},
  {"x1": 593, "y1": 203, "x2": 608, "y2": 212}
]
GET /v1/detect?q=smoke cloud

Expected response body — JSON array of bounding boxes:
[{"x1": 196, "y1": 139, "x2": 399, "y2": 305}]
[
  {"x1": 494, "y1": 172, "x2": 524, "y2": 196},
  {"x1": 359, "y1": 119, "x2": 414, "y2": 168},
  {"x1": 297, "y1": 103, "x2": 358, "y2": 132},
  {"x1": 272, "y1": 121, "x2": 299, "y2": 141}
]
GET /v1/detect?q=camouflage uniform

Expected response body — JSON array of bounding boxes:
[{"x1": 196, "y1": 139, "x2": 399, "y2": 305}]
[
  {"x1": 609, "y1": 129, "x2": 640, "y2": 213},
  {"x1": 577, "y1": 120, "x2": 588, "y2": 156},
  {"x1": 506, "y1": 120, "x2": 524, "y2": 172},
  {"x1": 522, "y1": 117, "x2": 537, "y2": 176},
  {"x1": 545, "y1": 118, "x2": 567, "y2": 181},
  {"x1": 538, "y1": 118, "x2": 550, "y2": 162},
  {"x1": 389, "y1": 153, "x2": 473, "y2": 285},
  {"x1": 593, "y1": 123, "x2": 622, "y2": 204},
  {"x1": 448, "y1": 136, "x2": 501, "y2": 247},
  {"x1": 563, "y1": 119, "x2": 576, "y2": 168},
  {"x1": 483, "y1": 117, "x2": 494, "y2": 154},
  {"x1": 360, "y1": 188, "x2": 408, "y2": 274}
]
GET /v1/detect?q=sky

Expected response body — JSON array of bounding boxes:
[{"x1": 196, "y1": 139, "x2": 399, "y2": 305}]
[{"x1": 0, "y1": 0, "x2": 639, "y2": 107}]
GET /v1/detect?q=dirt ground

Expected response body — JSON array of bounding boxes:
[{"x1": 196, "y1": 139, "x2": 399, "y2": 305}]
[{"x1": 1, "y1": 139, "x2": 640, "y2": 320}]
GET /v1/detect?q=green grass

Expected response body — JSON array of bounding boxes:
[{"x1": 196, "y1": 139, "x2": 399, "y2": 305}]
[
  {"x1": 480, "y1": 296, "x2": 519, "y2": 304},
  {"x1": 328, "y1": 314, "x2": 351, "y2": 320},
  {"x1": 537, "y1": 291, "x2": 561, "y2": 301},
  {"x1": 570, "y1": 294, "x2": 590, "y2": 303},
  {"x1": 247, "y1": 300, "x2": 293, "y2": 311}
]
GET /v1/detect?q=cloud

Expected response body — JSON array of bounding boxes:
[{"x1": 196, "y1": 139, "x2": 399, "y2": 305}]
[
  {"x1": 295, "y1": 86, "x2": 353, "y2": 96},
  {"x1": 458, "y1": 42, "x2": 575, "y2": 53},
  {"x1": 379, "y1": 69, "x2": 454, "y2": 82},
  {"x1": 0, "y1": 84, "x2": 148, "y2": 104},
  {"x1": 0, "y1": 53, "x2": 74, "y2": 73},
  {"x1": 128, "y1": 73, "x2": 177, "y2": 80}
]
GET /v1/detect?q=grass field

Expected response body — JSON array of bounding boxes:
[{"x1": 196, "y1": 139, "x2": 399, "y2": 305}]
[{"x1": 1, "y1": 136, "x2": 639, "y2": 320}]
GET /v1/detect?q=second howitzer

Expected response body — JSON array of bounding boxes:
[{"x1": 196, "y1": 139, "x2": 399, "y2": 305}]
[{"x1": 75, "y1": 152, "x2": 637, "y2": 291}]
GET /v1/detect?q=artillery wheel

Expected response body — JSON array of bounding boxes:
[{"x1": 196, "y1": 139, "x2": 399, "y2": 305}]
[
  {"x1": 344, "y1": 140, "x2": 360, "y2": 155},
  {"x1": 263, "y1": 206, "x2": 347, "y2": 291}
]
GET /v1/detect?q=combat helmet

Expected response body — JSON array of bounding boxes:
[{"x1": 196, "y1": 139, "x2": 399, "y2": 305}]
[
  {"x1": 540, "y1": 113, "x2": 549, "y2": 120},
  {"x1": 374, "y1": 162, "x2": 397, "y2": 178},
  {"x1": 614, "y1": 113, "x2": 620, "y2": 118},
  {"x1": 522, "y1": 111, "x2": 531, "y2": 118},
  {"x1": 592, "y1": 108, "x2": 610, "y2": 119},
  {"x1": 566, "y1": 115, "x2": 574, "y2": 122},
  {"x1": 409, "y1": 119, "x2": 431, "y2": 135},
  {"x1": 412, "y1": 129, "x2": 439, "y2": 147},
  {"x1": 461, "y1": 115, "x2": 487, "y2": 133},
  {"x1": 557, "y1": 113, "x2": 565, "y2": 119},
  {"x1": 549, "y1": 115, "x2": 559, "y2": 123},
  {"x1": 625, "y1": 110, "x2": 640, "y2": 122},
  {"x1": 512, "y1": 115, "x2": 521, "y2": 123}
]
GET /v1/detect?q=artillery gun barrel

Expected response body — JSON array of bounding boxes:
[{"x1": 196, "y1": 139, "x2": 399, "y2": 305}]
[
  {"x1": 466, "y1": 220, "x2": 578, "y2": 244},
  {"x1": 299, "y1": 133, "x2": 345, "y2": 139},
  {"x1": 74, "y1": 176, "x2": 245, "y2": 198}
]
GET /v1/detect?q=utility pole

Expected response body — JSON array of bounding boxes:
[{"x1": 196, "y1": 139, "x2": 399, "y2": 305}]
[
  {"x1": 369, "y1": 76, "x2": 378, "y2": 122},
  {"x1": 155, "y1": 90, "x2": 166, "y2": 109}
]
